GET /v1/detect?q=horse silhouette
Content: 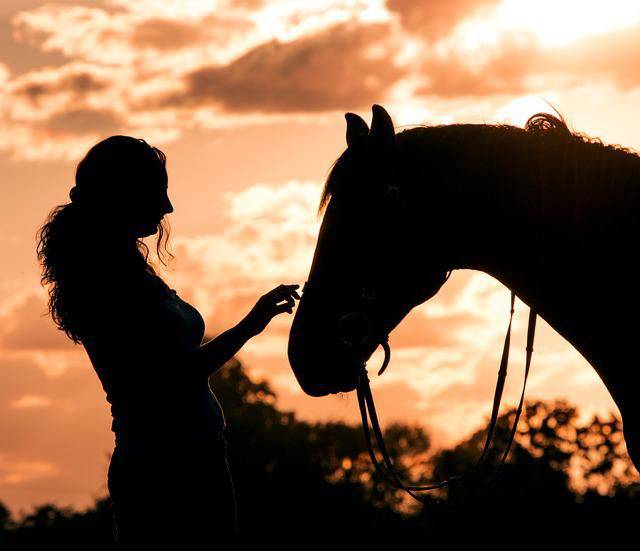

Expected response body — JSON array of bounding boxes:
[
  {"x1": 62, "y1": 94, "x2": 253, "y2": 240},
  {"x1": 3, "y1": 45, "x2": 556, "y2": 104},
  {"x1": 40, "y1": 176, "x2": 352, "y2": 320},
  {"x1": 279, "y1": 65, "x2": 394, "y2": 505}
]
[{"x1": 287, "y1": 104, "x2": 640, "y2": 475}]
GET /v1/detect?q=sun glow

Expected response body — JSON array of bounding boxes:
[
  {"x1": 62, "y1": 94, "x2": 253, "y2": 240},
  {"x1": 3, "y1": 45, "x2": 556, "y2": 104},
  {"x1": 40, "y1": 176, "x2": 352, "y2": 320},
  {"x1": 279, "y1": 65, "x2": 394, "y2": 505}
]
[
  {"x1": 499, "y1": 0, "x2": 640, "y2": 47},
  {"x1": 494, "y1": 95, "x2": 561, "y2": 127},
  {"x1": 447, "y1": 0, "x2": 640, "y2": 53}
]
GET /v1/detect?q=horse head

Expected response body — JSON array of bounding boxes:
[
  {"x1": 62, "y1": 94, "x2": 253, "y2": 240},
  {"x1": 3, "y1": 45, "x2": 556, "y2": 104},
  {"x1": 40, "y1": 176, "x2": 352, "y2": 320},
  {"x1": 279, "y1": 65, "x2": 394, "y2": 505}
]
[{"x1": 288, "y1": 105, "x2": 449, "y2": 397}]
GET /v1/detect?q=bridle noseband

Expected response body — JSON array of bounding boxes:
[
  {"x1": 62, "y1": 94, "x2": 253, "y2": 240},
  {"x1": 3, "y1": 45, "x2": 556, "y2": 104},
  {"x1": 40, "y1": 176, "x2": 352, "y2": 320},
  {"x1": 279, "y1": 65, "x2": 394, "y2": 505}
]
[{"x1": 333, "y1": 284, "x2": 392, "y2": 375}]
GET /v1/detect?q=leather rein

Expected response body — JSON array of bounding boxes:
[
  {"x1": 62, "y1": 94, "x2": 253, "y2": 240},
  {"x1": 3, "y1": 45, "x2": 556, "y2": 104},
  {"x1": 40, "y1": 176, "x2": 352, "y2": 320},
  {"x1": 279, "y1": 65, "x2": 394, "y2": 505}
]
[{"x1": 355, "y1": 292, "x2": 537, "y2": 503}]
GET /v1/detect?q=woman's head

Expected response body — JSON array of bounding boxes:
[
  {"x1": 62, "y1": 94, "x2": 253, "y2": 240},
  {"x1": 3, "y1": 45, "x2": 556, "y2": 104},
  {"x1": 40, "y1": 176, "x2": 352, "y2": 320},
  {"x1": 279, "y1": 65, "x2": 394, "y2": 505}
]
[
  {"x1": 37, "y1": 135, "x2": 175, "y2": 343},
  {"x1": 71, "y1": 135, "x2": 173, "y2": 238}
]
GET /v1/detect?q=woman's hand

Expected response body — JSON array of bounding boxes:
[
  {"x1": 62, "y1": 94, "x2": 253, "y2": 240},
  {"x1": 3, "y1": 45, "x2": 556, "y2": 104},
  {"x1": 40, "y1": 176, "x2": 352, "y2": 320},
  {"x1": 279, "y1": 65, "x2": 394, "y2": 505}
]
[{"x1": 240, "y1": 284, "x2": 300, "y2": 337}]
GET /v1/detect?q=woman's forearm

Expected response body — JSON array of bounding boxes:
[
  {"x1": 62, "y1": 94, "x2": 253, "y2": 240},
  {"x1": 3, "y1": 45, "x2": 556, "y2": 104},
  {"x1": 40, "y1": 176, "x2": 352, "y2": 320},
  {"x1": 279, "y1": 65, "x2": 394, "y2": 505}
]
[
  {"x1": 187, "y1": 318, "x2": 256, "y2": 378},
  {"x1": 183, "y1": 283, "x2": 300, "y2": 378}
]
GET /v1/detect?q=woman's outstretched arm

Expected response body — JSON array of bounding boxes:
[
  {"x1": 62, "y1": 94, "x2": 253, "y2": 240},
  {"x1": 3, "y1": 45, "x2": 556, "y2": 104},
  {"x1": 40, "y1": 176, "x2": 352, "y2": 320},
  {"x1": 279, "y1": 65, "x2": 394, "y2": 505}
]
[{"x1": 186, "y1": 284, "x2": 300, "y2": 377}]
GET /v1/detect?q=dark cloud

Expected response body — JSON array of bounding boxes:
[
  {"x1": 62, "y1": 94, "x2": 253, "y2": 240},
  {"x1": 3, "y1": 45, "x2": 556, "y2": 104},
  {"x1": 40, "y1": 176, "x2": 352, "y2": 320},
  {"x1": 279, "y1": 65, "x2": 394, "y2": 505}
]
[
  {"x1": 160, "y1": 22, "x2": 405, "y2": 113},
  {"x1": 130, "y1": 18, "x2": 208, "y2": 50},
  {"x1": 14, "y1": 70, "x2": 108, "y2": 103},
  {"x1": 420, "y1": 39, "x2": 540, "y2": 98},
  {"x1": 0, "y1": 15, "x2": 67, "y2": 74},
  {"x1": 40, "y1": 108, "x2": 123, "y2": 135},
  {"x1": 387, "y1": 0, "x2": 502, "y2": 40},
  {"x1": 129, "y1": 15, "x2": 252, "y2": 52}
]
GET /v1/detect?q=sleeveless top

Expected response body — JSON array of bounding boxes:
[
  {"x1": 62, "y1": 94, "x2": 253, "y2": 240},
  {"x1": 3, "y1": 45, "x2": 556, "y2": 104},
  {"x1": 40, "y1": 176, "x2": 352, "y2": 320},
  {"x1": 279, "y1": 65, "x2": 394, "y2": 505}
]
[{"x1": 81, "y1": 284, "x2": 226, "y2": 439}]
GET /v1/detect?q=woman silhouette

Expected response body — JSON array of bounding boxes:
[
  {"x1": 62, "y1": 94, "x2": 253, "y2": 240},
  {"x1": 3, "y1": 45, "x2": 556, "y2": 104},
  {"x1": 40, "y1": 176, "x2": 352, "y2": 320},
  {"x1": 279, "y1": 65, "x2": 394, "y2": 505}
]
[{"x1": 36, "y1": 136, "x2": 300, "y2": 547}]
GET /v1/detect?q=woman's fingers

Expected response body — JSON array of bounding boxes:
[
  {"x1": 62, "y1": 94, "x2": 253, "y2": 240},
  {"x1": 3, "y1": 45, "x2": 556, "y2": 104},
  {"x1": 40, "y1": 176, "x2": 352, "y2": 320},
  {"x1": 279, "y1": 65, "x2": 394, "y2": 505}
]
[
  {"x1": 273, "y1": 302, "x2": 294, "y2": 315},
  {"x1": 261, "y1": 295, "x2": 295, "y2": 308},
  {"x1": 245, "y1": 285, "x2": 299, "y2": 336},
  {"x1": 272, "y1": 296, "x2": 295, "y2": 311},
  {"x1": 265, "y1": 284, "x2": 300, "y2": 301},
  {"x1": 274, "y1": 292, "x2": 296, "y2": 303},
  {"x1": 266, "y1": 284, "x2": 290, "y2": 296},
  {"x1": 252, "y1": 284, "x2": 300, "y2": 321},
  {"x1": 264, "y1": 286, "x2": 301, "y2": 308}
]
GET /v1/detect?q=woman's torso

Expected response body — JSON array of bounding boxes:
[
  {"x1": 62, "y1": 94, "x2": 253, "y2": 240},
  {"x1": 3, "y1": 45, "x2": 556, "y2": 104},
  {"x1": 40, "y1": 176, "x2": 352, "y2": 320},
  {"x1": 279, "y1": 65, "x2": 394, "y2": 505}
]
[{"x1": 80, "y1": 276, "x2": 225, "y2": 450}]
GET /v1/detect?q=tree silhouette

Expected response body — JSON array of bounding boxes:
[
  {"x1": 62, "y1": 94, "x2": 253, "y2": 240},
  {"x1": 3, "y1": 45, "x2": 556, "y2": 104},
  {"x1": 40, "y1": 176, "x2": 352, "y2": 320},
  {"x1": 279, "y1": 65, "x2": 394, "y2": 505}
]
[
  {"x1": 416, "y1": 400, "x2": 638, "y2": 544},
  {"x1": 1, "y1": 359, "x2": 638, "y2": 547}
]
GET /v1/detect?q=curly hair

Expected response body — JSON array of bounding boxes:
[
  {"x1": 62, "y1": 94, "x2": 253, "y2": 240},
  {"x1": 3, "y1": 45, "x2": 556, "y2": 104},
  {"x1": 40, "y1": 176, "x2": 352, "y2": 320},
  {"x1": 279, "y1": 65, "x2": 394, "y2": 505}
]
[{"x1": 36, "y1": 136, "x2": 175, "y2": 344}]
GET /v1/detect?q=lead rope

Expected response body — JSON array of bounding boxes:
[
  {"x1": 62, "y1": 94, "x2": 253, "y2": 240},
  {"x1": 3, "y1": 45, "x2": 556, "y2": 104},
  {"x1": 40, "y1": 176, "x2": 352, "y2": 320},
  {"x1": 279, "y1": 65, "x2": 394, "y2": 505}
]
[{"x1": 356, "y1": 291, "x2": 537, "y2": 502}]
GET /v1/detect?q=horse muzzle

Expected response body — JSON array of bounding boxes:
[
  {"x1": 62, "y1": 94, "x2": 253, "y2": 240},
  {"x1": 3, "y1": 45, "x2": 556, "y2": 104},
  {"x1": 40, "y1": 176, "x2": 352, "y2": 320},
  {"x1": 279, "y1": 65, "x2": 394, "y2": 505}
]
[{"x1": 287, "y1": 326, "x2": 363, "y2": 397}]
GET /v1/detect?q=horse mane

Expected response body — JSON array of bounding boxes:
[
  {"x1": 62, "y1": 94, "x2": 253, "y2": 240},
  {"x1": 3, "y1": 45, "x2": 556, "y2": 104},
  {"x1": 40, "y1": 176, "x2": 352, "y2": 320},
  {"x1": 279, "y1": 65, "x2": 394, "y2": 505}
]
[{"x1": 318, "y1": 113, "x2": 640, "y2": 215}]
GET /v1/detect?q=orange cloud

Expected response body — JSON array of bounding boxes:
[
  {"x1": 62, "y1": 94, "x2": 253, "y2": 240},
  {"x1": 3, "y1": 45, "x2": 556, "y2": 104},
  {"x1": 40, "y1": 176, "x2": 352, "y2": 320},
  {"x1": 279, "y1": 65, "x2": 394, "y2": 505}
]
[
  {"x1": 0, "y1": 293, "x2": 75, "y2": 352},
  {"x1": 1, "y1": 61, "x2": 129, "y2": 159},
  {"x1": 388, "y1": 0, "x2": 502, "y2": 40},
  {"x1": 2, "y1": 2, "x2": 400, "y2": 159},
  {"x1": 38, "y1": 108, "x2": 124, "y2": 136},
  {"x1": 9, "y1": 395, "x2": 53, "y2": 410},
  {"x1": 390, "y1": 310, "x2": 484, "y2": 348},
  {"x1": 12, "y1": 67, "x2": 108, "y2": 105},
  {"x1": 0, "y1": 456, "x2": 59, "y2": 486},
  {"x1": 159, "y1": 22, "x2": 404, "y2": 113},
  {"x1": 129, "y1": 15, "x2": 254, "y2": 52},
  {"x1": 418, "y1": 24, "x2": 640, "y2": 99},
  {"x1": 6, "y1": 0, "x2": 640, "y2": 161}
]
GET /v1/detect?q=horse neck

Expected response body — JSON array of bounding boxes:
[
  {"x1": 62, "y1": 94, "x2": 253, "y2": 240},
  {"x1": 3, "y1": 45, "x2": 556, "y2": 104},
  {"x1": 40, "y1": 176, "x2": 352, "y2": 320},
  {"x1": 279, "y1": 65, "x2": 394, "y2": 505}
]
[
  {"x1": 394, "y1": 127, "x2": 640, "y2": 425},
  {"x1": 403, "y1": 135, "x2": 640, "y2": 399},
  {"x1": 405, "y1": 162, "x2": 548, "y2": 289},
  {"x1": 404, "y1": 134, "x2": 637, "y2": 314}
]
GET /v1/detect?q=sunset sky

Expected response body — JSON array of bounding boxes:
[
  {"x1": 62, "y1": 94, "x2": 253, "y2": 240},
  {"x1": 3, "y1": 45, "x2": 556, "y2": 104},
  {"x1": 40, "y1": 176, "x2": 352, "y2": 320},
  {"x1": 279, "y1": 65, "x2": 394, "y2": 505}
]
[{"x1": 2, "y1": 0, "x2": 640, "y2": 513}]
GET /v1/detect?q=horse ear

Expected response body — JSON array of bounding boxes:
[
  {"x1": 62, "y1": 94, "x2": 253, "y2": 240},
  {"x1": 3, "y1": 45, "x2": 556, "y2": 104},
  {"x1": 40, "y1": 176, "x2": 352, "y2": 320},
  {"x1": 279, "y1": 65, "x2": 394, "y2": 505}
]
[
  {"x1": 370, "y1": 104, "x2": 396, "y2": 149},
  {"x1": 345, "y1": 113, "x2": 369, "y2": 148}
]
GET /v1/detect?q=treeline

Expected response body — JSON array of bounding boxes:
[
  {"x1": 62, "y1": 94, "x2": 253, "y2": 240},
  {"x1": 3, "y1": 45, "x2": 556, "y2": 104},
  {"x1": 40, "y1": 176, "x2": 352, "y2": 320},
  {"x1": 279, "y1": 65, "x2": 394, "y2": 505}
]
[{"x1": 1, "y1": 358, "x2": 638, "y2": 547}]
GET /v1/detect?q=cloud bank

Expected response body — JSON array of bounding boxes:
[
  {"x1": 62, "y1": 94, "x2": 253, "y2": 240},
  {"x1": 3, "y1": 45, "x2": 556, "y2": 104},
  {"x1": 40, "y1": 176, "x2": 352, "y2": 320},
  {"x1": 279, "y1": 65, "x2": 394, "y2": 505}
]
[{"x1": 3, "y1": 0, "x2": 640, "y2": 159}]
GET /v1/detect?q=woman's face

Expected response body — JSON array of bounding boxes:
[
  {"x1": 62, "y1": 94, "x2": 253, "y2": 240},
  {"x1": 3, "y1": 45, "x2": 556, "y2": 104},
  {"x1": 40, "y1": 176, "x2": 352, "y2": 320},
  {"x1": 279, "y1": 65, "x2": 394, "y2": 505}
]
[{"x1": 129, "y1": 170, "x2": 173, "y2": 238}]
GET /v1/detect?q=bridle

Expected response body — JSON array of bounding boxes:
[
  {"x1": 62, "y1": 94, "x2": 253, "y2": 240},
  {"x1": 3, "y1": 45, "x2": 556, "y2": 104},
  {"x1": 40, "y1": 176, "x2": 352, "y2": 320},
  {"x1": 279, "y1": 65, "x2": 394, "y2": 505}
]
[
  {"x1": 301, "y1": 183, "x2": 539, "y2": 504},
  {"x1": 302, "y1": 282, "x2": 537, "y2": 504}
]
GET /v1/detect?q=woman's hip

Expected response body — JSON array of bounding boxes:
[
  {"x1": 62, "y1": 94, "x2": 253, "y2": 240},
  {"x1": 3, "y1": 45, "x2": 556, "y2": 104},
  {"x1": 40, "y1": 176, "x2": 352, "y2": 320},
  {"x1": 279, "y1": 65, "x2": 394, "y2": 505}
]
[
  {"x1": 108, "y1": 430, "x2": 231, "y2": 496},
  {"x1": 107, "y1": 430, "x2": 237, "y2": 543}
]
